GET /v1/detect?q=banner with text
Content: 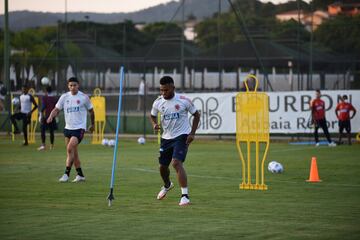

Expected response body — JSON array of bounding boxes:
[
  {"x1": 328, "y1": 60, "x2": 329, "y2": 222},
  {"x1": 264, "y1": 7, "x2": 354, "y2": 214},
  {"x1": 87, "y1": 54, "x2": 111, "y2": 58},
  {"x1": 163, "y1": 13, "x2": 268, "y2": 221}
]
[{"x1": 186, "y1": 91, "x2": 360, "y2": 134}]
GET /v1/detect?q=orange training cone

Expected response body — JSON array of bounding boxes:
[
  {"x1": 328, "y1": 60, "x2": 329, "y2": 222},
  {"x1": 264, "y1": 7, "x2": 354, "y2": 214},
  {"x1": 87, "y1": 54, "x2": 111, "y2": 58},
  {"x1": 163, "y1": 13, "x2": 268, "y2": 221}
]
[{"x1": 306, "y1": 157, "x2": 322, "y2": 182}]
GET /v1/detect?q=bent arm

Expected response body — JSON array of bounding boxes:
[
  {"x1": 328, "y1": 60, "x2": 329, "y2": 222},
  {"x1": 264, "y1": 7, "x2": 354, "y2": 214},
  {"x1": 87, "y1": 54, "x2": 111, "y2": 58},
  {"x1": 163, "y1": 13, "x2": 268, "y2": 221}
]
[
  {"x1": 186, "y1": 111, "x2": 200, "y2": 145},
  {"x1": 88, "y1": 108, "x2": 95, "y2": 132},
  {"x1": 150, "y1": 114, "x2": 160, "y2": 131},
  {"x1": 30, "y1": 96, "x2": 38, "y2": 115},
  {"x1": 190, "y1": 111, "x2": 200, "y2": 135},
  {"x1": 351, "y1": 109, "x2": 357, "y2": 119}
]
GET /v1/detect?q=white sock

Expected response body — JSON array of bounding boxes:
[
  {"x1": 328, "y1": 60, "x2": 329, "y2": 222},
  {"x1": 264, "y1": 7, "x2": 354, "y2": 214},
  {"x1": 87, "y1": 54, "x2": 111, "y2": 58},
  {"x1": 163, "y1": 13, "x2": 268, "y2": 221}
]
[{"x1": 181, "y1": 187, "x2": 188, "y2": 195}]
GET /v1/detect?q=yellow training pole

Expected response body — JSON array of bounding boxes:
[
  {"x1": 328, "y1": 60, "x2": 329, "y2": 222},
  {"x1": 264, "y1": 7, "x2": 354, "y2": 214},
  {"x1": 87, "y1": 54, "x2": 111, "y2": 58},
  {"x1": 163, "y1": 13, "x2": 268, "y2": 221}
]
[
  {"x1": 91, "y1": 88, "x2": 106, "y2": 144},
  {"x1": 235, "y1": 74, "x2": 270, "y2": 190}
]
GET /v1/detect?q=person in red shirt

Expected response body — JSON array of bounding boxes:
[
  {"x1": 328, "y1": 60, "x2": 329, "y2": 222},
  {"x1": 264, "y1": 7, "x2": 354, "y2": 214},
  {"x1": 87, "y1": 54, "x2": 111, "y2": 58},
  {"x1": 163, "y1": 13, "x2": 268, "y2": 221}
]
[
  {"x1": 37, "y1": 86, "x2": 58, "y2": 150},
  {"x1": 311, "y1": 89, "x2": 336, "y2": 147},
  {"x1": 335, "y1": 95, "x2": 356, "y2": 145}
]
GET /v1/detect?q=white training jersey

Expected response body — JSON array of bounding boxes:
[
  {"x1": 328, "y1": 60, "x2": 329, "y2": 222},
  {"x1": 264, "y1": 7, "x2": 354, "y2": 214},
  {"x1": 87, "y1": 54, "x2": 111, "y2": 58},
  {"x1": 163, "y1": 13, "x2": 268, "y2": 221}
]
[
  {"x1": 55, "y1": 91, "x2": 93, "y2": 130},
  {"x1": 20, "y1": 94, "x2": 33, "y2": 114},
  {"x1": 138, "y1": 80, "x2": 145, "y2": 95},
  {"x1": 151, "y1": 93, "x2": 197, "y2": 139}
]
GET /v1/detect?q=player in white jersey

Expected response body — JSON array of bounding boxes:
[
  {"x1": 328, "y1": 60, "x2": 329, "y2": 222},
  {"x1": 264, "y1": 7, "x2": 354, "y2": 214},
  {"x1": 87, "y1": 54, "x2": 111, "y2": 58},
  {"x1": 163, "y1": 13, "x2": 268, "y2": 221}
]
[
  {"x1": 11, "y1": 85, "x2": 38, "y2": 146},
  {"x1": 150, "y1": 76, "x2": 200, "y2": 206},
  {"x1": 47, "y1": 77, "x2": 95, "y2": 183}
]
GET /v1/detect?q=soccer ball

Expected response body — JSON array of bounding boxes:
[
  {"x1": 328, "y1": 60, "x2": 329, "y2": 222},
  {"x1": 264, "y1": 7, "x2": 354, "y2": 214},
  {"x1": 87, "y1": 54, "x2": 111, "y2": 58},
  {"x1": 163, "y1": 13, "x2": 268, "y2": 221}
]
[
  {"x1": 101, "y1": 138, "x2": 109, "y2": 146},
  {"x1": 41, "y1": 77, "x2": 50, "y2": 85},
  {"x1": 11, "y1": 97, "x2": 20, "y2": 106},
  {"x1": 108, "y1": 139, "x2": 115, "y2": 147},
  {"x1": 268, "y1": 161, "x2": 284, "y2": 174},
  {"x1": 137, "y1": 137, "x2": 146, "y2": 145}
]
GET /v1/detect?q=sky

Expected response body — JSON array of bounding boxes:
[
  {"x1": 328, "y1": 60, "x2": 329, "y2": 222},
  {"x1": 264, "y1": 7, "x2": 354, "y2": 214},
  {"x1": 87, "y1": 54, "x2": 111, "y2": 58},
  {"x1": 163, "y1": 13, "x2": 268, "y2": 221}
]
[{"x1": 0, "y1": 0, "x2": 305, "y2": 14}]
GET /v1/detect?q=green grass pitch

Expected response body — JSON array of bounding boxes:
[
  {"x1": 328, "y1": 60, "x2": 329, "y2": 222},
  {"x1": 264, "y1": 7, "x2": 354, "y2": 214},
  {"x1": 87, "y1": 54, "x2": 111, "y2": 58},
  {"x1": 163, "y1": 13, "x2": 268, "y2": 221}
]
[{"x1": 0, "y1": 135, "x2": 359, "y2": 239}]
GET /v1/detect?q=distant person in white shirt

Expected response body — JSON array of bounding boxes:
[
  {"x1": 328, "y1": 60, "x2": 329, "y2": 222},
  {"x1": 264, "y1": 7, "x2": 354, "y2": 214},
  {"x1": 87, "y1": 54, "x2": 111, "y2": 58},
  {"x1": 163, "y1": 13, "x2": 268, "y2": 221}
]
[
  {"x1": 11, "y1": 85, "x2": 38, "y2": 146},
  {"x1": 47, "y1": 77, "x2": 95, "y2": 183},
  {"x1": 137, "y1": 79, "x2": 146, "y2": 111},
  {"x1": 150, "y1": 76, "x2": 200, "y2": 206}
]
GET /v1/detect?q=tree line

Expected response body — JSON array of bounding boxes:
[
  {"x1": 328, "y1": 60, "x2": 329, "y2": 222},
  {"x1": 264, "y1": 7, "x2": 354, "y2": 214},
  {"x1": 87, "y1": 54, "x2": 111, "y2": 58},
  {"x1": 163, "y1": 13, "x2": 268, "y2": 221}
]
[{"x1": 0, "y1": 0, "x2": 359, "y2": 65}]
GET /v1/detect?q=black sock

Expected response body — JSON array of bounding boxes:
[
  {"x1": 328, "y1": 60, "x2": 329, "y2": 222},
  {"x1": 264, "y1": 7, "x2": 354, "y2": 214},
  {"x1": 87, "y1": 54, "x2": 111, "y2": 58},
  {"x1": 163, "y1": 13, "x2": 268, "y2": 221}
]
[
  {"x1": 76, "y1": 168, "x2": 84, "y2": 177},
  {"x1": 164, "y1": 182, "x2": 171, "y2": 188},
  {"x1": 65, "y1": 167, "x2": 71, "y2": 176},
  {"x1": 181, "y1": 194, "x2": 189, "y2": 199}
]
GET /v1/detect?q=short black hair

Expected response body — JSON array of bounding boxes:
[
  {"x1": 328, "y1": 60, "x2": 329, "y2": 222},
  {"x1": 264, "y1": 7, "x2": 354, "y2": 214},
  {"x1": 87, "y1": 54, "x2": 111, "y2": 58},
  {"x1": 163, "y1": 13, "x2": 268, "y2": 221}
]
[
  {"x1": 342, "y1": 95, "x2": 348, "y2": 100},
  {"x1": 315, "y1": 89, "x2": 321, "y2": 94},
  {"x1": 46, "y1": 86, "x2": 52, "y2": 93},
  {"x1": 160, "y1": 76, "x2": 174, "y2": 85},
  {"x1": 67, "y1": 77, "x2": 79, "y2": 83}
]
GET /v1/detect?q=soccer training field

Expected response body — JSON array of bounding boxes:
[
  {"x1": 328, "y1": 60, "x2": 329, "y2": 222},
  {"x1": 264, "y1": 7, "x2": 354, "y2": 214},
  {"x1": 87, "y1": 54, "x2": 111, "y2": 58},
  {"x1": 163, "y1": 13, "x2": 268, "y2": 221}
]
[{"x1": 0, "y1": 135, "x2": 359, "y2": 240}]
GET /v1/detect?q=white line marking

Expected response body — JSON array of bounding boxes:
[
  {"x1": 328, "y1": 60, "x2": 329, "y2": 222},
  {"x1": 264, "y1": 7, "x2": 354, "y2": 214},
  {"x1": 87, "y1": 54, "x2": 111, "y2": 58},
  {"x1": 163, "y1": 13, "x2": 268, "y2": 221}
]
[
  {"x1": 270, "y1": 146, "x2": 314, "y2": 153},
  {"x1": 127, "y1": 167, "x2": 360, "y2": 188}
]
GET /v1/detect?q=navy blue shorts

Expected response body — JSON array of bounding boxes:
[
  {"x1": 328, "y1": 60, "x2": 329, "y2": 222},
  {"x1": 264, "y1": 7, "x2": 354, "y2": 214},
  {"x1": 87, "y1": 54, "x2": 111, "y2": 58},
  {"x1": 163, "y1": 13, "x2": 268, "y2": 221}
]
[
  {"x1": 339, "y1": 120, "x2": 351, "y2": 133},
  {"x1": 159, "y1": 134, "x2": 189, "y2": 166},
  {"x1": 63, "y1": 129, "x2": 85, "y2": 143}
]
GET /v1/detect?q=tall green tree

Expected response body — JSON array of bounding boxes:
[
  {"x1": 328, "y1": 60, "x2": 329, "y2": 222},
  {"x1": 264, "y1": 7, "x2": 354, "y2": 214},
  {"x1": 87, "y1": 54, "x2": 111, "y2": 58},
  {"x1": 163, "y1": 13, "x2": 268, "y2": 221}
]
[
  {"x1": 270, "y1": 19, "x2": 310, "y2": 44},
  {"x1": 314, "y1": 15, "x2": 360, "y2": 55},
  {"x1": 0, "y1": 30, "x2": 4, "y2": 58},
  {"x1": 66, "y1": 20, "x2": 150, "y2": 54},
  {"x1": 142, "y1": 22, "x2": 183, "y2": 43},
  {"x1": 311, "y1": 0, "x2": 334, "y2": 10}
]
